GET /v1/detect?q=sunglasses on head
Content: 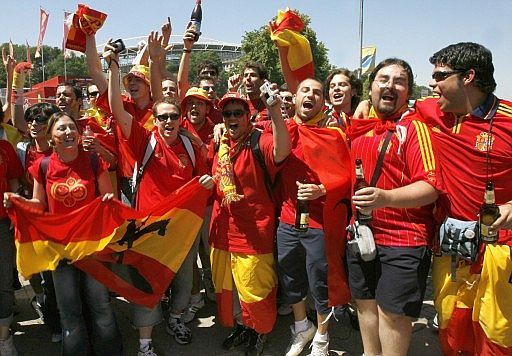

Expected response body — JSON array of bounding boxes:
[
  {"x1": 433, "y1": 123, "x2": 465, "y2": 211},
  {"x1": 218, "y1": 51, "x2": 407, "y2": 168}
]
[
  {"x1": 26, "y1": 115, "x2": 48, "y2": 125},
  {"x1": 431, "y1": 70, "x2": 463, "y2": 82},
  {"x1": 222, "y1": 109, "x2": 245, "y2": 118},
  {"x1": 201, "y1": 70, "x2": 217, "y2": 76},
  {"x1": 156, "y1": 113, "x2": 180, "y2": 122}
]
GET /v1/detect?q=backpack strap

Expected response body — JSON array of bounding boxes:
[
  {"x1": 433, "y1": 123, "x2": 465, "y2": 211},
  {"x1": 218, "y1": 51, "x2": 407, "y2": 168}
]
[
  {"x1": 370, "y1": 130, "x2": 393, "y2": 187},
  {"x1": 131, "y1": 133, "x2": 157, "y2": 207},
  {"x1": 249, "y1": 130, "x2": 274, "y2": 201},
  {"x1": 39, "y1": 155, "x2": 51, "y2": 188},
  {"x1": 179, "y1": 134, "x2": 196, "y2": 169}
]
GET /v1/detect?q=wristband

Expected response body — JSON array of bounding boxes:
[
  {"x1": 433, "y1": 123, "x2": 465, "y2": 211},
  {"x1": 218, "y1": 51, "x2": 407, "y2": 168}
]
[{"x1": 183, "y1": 49, "x2": 191, "y2": 53}]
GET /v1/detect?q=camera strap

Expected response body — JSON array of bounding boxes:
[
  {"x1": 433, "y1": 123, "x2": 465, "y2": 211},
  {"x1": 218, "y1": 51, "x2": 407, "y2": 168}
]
[{"x1": 370, "y1": 130, "x2": 393, "y2": 187}]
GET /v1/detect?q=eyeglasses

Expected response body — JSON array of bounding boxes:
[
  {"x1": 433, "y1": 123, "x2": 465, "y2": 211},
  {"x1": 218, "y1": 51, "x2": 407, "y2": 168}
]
[
  {"x1": 431, "y1": 71, "x2": 463, "y2": 82},
  {"x1": 26, "y1": 115, "x2": 48, "y2": 125},
  {"x1": 281, "y1": 95, "x2": 293, "y2": 102},
  {"x1": 88, "y1": 91, "x2": 99, "y2": 98},
  {"x1": 202, "y1": 85, "x2": 215, "y2": 92},
  {"x1": 222, "y1": 109, "x2": 245, "y2": 118},
  {"x1": 156, "y1": 113, "x2": 180, "y2": 122}
]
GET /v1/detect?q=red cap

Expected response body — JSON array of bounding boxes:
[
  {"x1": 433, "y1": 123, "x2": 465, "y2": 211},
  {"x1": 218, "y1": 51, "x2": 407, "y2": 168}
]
[{"x1": 218, "y1": 92, "x2": 249, "y2": 110}]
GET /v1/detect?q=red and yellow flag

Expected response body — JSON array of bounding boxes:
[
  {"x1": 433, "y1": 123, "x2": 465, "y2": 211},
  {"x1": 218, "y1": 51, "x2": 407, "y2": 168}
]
[
  {"x1": 270, "y1": 8, "x2": 314, "y2": 84},
  {"x1": 65, "y1": 4, "x2": 107, "y2": 53},
  {"x1": 8, "y1": 178, "x2": 209, "y2": 308}
]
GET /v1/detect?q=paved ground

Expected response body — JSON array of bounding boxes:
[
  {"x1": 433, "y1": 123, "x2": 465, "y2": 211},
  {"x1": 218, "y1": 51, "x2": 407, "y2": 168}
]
[{"x1": 11, "y1": 275, "x2": 441, "y2": 355}]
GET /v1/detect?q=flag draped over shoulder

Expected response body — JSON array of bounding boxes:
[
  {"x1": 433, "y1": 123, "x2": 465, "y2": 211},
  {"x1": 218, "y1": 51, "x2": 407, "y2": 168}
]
[
  {"x1": 8, "y1": 178, "x2": 209, "y2": 308},
  {"x1": 35, "y1": 8, "x2": 49, "y2": 58},
  {"x1": 269, "y1": 8, "x2": 314, "y2": 83},
  {"x1": 290, "y1": 123, "x2": 353, "y2": 306},
  {"x1": 65, "y1": 4, "x2": 107, "y2": 53},
  {"x1": 361, "y1": 46, "x2": 377, "y2": 76}
]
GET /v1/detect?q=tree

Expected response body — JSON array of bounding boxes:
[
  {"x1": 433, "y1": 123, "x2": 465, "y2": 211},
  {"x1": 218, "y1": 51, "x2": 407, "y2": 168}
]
[{"x1": 234, "y1": 10, "x2": 332, "y2": 86}]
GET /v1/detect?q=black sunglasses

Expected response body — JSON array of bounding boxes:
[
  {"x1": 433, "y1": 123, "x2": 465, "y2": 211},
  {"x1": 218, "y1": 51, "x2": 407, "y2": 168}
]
[
  {"x1": 431, "y1": 71, "x2": 463, "y2": 82},
  {"x1": 26, "y1": 115, "x2": 48, "y2": 125},
  {"x1": 88, "y1": 91, "x2": 100, "y2": 97},
  {"x1": 156, "y1": 113, "x2": 180, "y2": 122},
  {"x1": 222, "y1": 109, "x2": 245, "y2": 118},
  {"x1": 202, "y1": 85, "x2": 215, "y2": 92},
  {"x1": 201, "y1": 70, "x2": 217, "y2": 76}
]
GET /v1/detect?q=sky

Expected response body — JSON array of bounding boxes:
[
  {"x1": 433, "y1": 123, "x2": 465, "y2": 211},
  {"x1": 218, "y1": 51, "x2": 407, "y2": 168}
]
[{"x1": 2, "y1": 0, "x2": 512, "y2": 97}]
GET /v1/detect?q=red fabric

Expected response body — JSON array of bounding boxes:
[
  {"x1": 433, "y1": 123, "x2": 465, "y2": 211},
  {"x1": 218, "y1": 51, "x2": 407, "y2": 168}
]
[
  {"x1": 445, "y1": 307, "x2": 475, "y2": 353},
  {"x1": 414, "y1": 97, "x2": 512, "y2": 244},
  {"x1": 24, "y1": 146, "x2": 51, "y2": 173},
  {"x1": 350, "y1": 117, "x2": 438, "y2": 247},
  {"x1": 28, "y1": 150, "x2": 109, "y2": 214},
  {"x1": 120, "y1": 122, "x2": 207, "y2": 212},
  {"x1": 8, "y1": 178, "x2": 209, "y2": 308},
  {"x1": 280, "y1": 121, "x2": 353, "y2": 306},
  {"x1": 209, "y1": 132, "x2": 281, "y2": 254},
  {"x1": 0, "y1": 140, "x2": 23, "y2": 218},
  {"x1": 77, "y1": 117, "x2": 117, "y2": 158},
  {"x1": 65, "y1": 5, "x2": 107, "y2": 53},
  {"x1": 240, "y1": 287, "x2": 277, "y2": 334},
  {"x1": 270, "y1": 10, "x2": 304, "y2": 32},
  {"x1": 217, "y1": 288, "x2": 234, "y2": 328},
  {"x1": 473, "y1": 320, "x2": 512, "y2": 356},
  {"x1": 181, "y1": 117, "x2": 215, "y2": 146},
  {"x1": 211, "y1": 102, "x2": 223, "y2": 124}
]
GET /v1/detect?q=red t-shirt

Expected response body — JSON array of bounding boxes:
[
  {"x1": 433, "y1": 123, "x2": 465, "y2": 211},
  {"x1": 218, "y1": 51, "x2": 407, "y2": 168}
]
[
  {"x1": 209, "y1": 131, "x2": 281, "y2": 254},
  {"x1": 181, "y1": 117, "x2": 215, "y2": 147},
  {"x1": 120, "y1": 122, "x2": 207, "y2": 212},
  {"x1": 247, "y1": 96, "x2": 269, "y2": 122},
  {"x1": 29, "y1": 151, "x2": 109, "y2": 214},
  {"x1": 279, "y1": 122, "x2": 326, "y2": 229},
  {"x1": 351, "y1": 117, "x2": 438, "y2": 247},
  {"x1": 414, "y1": 96, "x2": 512, "y2": 244},
  {"x1": 25, "y1": 146, "x2": 52, "y2": 171},
  {"x1": 211, "y1": 100, "x2": 223, "y2": 125},
  {"x1": 0, "y1": 140, "x2": 23, "y2": 218}
]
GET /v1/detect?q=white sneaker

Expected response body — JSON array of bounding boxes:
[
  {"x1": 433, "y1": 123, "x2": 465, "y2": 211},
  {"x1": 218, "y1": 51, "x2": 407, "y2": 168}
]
[
  {"x1": 308, "y1": 338, "x2": 329, "y2": 356},
  {"x1": 285, "y1": 321, "x2": 317, "y2": 356},
  {"x1": 137, "y1": 342, "x2": 158, "y2": 356},
  {"x1": 181, "y1": 296, "x2": 206, "y2": 323},
  {"x1": 0, "y1": 335, "x2": 18, "y2": 356}
]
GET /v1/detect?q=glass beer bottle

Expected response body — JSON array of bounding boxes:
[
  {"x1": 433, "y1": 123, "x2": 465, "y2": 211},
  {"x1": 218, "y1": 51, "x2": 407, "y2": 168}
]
[
  {"x1": 354, "y1": 159, "x2": 372, "y2": 224},
  {"x1": 295, "y1": 180, "x2": 309, "y2": 231},
  {"x1": 480, "y1": 181, "x2": 501, "y2": 243}
]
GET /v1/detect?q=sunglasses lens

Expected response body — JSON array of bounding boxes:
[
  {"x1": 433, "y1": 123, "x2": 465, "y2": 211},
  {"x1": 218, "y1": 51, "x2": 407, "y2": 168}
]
[
  {"x1": 157, "y1": 113, "x2": 179, "y2": 121},
  {"x1": 222, "y1": 110, "x2": 244, "y2": 118}
]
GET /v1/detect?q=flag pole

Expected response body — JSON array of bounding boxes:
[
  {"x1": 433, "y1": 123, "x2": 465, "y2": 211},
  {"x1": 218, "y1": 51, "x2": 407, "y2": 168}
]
[
  {"x1": 41, "y1": 46, "x2": 45, "y2": 82},
  {"x1": 358, "y1": 0, "x2": 364, "y2": 78}
]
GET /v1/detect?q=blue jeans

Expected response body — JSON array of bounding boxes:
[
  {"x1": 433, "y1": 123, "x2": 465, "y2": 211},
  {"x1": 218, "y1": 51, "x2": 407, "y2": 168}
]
[
  {"x1": 52, "y1": 263, "x2": 122, "y2": 356},
  {"x1": 0, "y1": 218, "x2": 14, "y2": 327}
]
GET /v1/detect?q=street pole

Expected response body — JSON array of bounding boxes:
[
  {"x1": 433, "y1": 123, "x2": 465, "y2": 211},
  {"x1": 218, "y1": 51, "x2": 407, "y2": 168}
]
[{"x1": 358, "y1": 0, "x2": 364, "y2": 78}]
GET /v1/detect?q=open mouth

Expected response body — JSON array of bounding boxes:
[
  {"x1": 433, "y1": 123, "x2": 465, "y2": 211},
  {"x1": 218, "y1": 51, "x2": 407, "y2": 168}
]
[
  {"x1": 302, "y1": 101, "x2": 314, "y2": 109},
  {"x1": 381, "y1": 94, "x2": 396, "y2": 103},
  {"x1": 333, "y1": 93, "x2": 343, "y2": 100}
]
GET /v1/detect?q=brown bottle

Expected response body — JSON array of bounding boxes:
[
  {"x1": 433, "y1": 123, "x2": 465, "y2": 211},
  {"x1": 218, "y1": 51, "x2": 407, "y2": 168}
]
[
  {"x1": 189, "y1": 0, "x2": 202, "y2": 42},
  {"x1": 354, "y1": 158, "x2": 372, "y2": 224},
  {"x1": 480, "y1": 181, "x2": 501, "y2": 243},
  {"x1": 295, "y1": 180, "x2": 309, "y2": 232}
]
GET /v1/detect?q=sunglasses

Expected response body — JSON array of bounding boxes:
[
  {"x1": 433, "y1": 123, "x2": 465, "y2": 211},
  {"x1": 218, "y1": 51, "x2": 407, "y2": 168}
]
[
  {"x1": 88, "y1": 91, "x2": 99, "y2": 98},
  {"x1": 431, "y1": 71, "x2": 463, "y2": 82},
  {"x1": 201, "y1": 70, "x2": 217, "y2": 76},
  {"x1": 222, "y1": 109, "x2": 245, "y2": 118},
  {"x1": 281, "y1": 95, "x2": 293, "y2": 102},
  {"x1": 26, "y1": 115, "x2": 48, "y2": 125},
  {"x1": 156, "y1": 113, "x2": 180, "y2": 122},
  {"x1": 202, "y1": 85, "x2": 215, "y2": 92}
]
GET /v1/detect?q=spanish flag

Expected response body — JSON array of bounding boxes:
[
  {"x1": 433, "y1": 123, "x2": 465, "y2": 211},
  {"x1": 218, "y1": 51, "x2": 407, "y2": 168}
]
[
  {"x1": 270, "y1": 8, "x2": 314, "y2": 84},
  {"x1": 361, "y1": 46, "x2": 377, "y2": 76},
  {"x1": 8, "y1": 178, "x2": 209, "y2": 308},
  {"x1": 65, "y1": 4, "x2": 107, "y2": 53}
]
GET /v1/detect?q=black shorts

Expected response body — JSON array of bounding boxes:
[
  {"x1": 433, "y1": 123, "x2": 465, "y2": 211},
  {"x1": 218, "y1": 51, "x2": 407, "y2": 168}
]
[{"x1": 346, "y1": 244, "x2": 431, "y2": 318}]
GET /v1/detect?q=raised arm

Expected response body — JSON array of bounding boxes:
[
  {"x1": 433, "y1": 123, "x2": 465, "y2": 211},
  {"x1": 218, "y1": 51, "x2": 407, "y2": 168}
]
[
  {"x1": 159, "y1": 17, "x2": 174, "y2": 79},
  {"x1": 262, "y1": 82, "x2": 291, "y2": 163},
  {"x1": 148, "y1": 31, "x2": 166, "y2": 102},
  {"x1": 103, "y1": 40, "x2": 133, "y2": 139},
  {"x1": 85, "y1": 34, "x2": 108, "y2": 94},
  {"x1": 2, "y1": 48, "x2": 15, "y2": 123},
  {"x1": 177, "y1": 28, "x2": 196, "y2": 100}
]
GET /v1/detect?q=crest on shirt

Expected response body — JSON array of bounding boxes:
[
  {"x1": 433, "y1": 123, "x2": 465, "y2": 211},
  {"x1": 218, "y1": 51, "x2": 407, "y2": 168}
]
[
  {"x1": 475, "y1": 132, "x2": 494, "y2": 152},
  {"x1": 178, "y1": 154, "x2": 190, "y2": 168},
  {"x1": 51, "y1": 177, "x2": 87, "y2": 208}
]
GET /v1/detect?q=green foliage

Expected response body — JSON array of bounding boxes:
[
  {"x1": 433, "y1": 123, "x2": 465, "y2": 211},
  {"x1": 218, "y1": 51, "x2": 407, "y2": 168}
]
[
  {"x1": 188, "y1": 50, "x2": 227, "y2": 94},
  {"x1": 235, "y1": 10, "x2": 332, "y2": 87},
  {"x1": 0, "y1": 43, "x2": 89, "y2": 88}
]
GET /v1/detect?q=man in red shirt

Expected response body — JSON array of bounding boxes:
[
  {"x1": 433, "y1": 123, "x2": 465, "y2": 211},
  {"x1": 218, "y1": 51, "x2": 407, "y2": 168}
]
[
  {"x1": 180, "y1": 87, "x2": 214, "y2": 146},
  {"x1": 228, "y1": 62, "x2": 270, "y2": 122},
  {"x1": 209, "y1": 90, "x2": 290, "y2": 355},
  {"x1": 414, "y1": 42, "x2": 512, "y2": 355},
  {"x1": 348, "y1": 58, "x2": 439, "y2": 356}
]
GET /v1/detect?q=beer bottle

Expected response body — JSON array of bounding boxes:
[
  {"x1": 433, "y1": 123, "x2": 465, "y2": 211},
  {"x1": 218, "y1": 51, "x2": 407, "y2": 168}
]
[
  {"x1": 480, "y1": 181, "x2": 501, "y2": 243},
  {"x1": 295, "y1": 181, "x2": 309, "y2": 232},
  {"x1": 189, "y1": 0, "x2": 202, "y2": 42},
  {"x1": 354, "y1": 158, "x2": 372, "y2": 224},
  {"x1": 82, "y1": 125, "x2": 94, "y2": 151}
]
